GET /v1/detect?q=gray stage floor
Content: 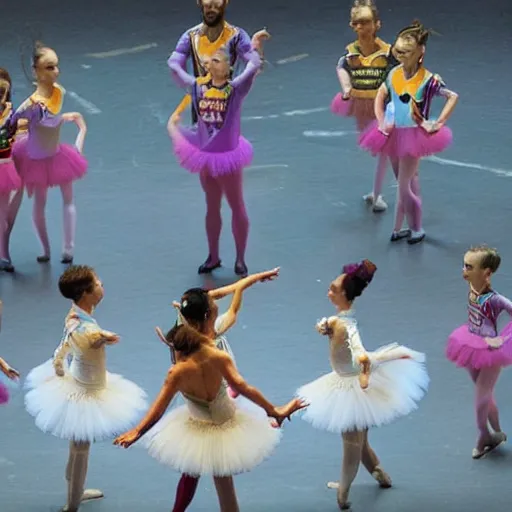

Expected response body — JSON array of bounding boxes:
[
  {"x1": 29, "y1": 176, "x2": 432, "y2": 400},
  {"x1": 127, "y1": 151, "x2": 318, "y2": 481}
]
[{"x1": 1, "y1": 0, "x2": 512, "y2": 510}]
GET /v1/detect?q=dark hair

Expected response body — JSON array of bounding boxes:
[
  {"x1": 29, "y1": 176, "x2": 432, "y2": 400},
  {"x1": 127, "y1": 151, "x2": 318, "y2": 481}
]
[
  {"x1": 468, "y1": 245, "x2": 501, "y2": 273},
  {"x1": 178, "y1": 287, "x2": 211, "y2": 324},
  {"x1": 0, "y1": 68, "x2": 12, "y2": 102},
  {"x1": 341, "y1": 259, "x2": 377, "y2": 302},
  {"x1": 351, "y1": 0, "x2": 380, "y2": 22},
  {"x1": 397, "y1": 20, "x2": 431, "y2": 46},
  {"x1": 165, "y1": 324, "x2": 202, "y2": 357},
  {"x1": 58, "y1": 265, "x2": 96, "y2": 302}
]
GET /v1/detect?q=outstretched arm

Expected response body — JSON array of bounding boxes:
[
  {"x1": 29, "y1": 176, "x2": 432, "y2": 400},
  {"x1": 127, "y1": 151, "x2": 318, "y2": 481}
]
[{"x1": 231, "y1": 59, "x2": 261, "y2": 97}]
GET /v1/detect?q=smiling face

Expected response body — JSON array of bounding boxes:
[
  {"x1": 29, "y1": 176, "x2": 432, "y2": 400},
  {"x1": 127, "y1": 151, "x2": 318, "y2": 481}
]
[
  {"x1": 34, "y1": 48, "x2": 60, "y2": 86},
  {"x1": 349, "y1": 6, "x2": 379, "y2": 39},
  {"x1": 394, "y1": 35, "x2": 423, "y2": 68}
]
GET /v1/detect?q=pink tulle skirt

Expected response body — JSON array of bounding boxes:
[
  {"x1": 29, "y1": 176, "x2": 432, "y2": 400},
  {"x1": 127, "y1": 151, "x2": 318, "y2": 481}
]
[
  {"x1": 12, "y1": 137, "x2": 87, "y2": 195},
  {"x1": 359, "y1": 122, "x2": 453, "y2": 158},
  {"x1": 0, "y1": 159, "x2": 22, "y2": 193},
  {"x1": 330, "y1": 94, "x2": 375, "y2": 132},
  {"x1": 171, "y1": 129, "x2": 253, "y2": 177},
  {"x1": 446, "y1": 322, "x2": 512, "y2": 369},
  {"x1": 0, "y1": 381, "x2": 9, "y2": 404}
]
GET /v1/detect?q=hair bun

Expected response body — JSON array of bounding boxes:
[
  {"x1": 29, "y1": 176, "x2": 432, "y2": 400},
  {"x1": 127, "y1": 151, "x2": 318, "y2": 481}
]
[{"x1": 342, "y1": 259, "x2": 377, "y2": 285}]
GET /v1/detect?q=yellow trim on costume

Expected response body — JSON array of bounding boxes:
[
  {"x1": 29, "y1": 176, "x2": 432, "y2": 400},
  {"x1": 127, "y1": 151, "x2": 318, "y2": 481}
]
[
  {"x1": 350, "y1": 89, "x2": 378, "y2": 99},
  {"x1": 345, "y1": 37, "x2": 391, "y2": 65},
  {"x1": 30, "y1": 83, "x2": 64, "y2": 115},
  {"x1": 196, "y1": 23, "x2": 237, "y2": 57},
  {"x1": 391, "y1": 66, "x2": 428, "y2": 97}
]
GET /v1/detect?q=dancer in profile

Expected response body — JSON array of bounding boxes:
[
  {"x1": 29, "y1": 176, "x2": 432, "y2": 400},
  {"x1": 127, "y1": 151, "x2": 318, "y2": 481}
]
[
  {"x1": 0, "y1": 301, "x2": 20, "y2": 404},
  {"x1": 0, "y1": 69, "x2": 23, "y2": 272},
  {"x1": 297, "y1": 260, "x2": 429, "y2": 510},
  {"x1": 168, "y1": 0, "x2": 268, "y2": 124},
  {"x1": 24, "y1": 266, "x2": 147, "y2": 512},
  {"x1": 359, "y1": 20, "x2": 458, "y2": 244},
  {"x1": 168, "y1": 45, "x2": 263, "y2": 277},
  {"x1": 114, "y1": 311, "x2": 306, "y2": 512},
  {"x1": 331, "y1": 0, "x2": 397, "y2": 212},
  {"x1": 446, "y1": 245, "x2": 512, "y2": 459},
  {"x1": 12, "y1": 42, "x2": 87, "y2": 264}
]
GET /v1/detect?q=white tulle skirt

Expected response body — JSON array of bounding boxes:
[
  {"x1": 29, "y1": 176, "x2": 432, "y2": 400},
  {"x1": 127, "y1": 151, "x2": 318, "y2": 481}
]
[
  {"x1": 142, "y1": 399, "x2": 281, "y2": 477},
  {"x1": 297, "y1": 344, "x2": 429, "y2": 433},
  {"x1": 24, "y1": 359, "x2": 148, "y2": 443}
]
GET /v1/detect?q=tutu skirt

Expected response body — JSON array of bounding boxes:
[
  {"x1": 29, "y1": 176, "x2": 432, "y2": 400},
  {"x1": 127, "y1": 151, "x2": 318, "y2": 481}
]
[
  {"x1": 331, "y1": 94, "x2": 375, "y2": 132},
  {"x1": 359, "y1": 122, "x2": 452, "y2": 158},
  {"x1": 0, "y1": 159, "x2": 22, "y2": 193},
  {"x1": 143, "y1": 400, "x2": 281, "y2": 476},
  {"x1": 171, "y1": 127, "x2": 253, "y2": 177},
  {"x1": 12, "y1": 137, "x2": 87, "y2": 195},
  {"x1": 24, "y1": 359, "x2": 147, "y2": 443},
  {"x1": 297, "y1": 344, "x2": 429, "y2": 433},
  {"x1": 446, "y1": 322, "x2": 512, "y2": 369}
]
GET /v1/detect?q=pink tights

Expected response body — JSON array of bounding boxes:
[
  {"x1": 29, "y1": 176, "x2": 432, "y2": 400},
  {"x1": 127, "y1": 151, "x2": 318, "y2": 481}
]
[
  {"x1": 390, "y1": 156, "x2": 422, "y2": 232},
  {"x1": 468, "y1": 366, "x2": 502, "y2": 448},
  {"x1": 0, "y1": 188, "x2": 24, "y2": 262},
  {"x1": 33, "y1": 182, "x2": 76, "y2": 259},
  {"x1": 199, "y1": 170, "x2": 249, "y2": 265}
]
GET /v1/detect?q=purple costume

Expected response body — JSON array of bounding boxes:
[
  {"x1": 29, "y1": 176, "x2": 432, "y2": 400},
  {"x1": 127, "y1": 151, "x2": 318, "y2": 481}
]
[{"x1": 446, "y1": 291, "x2": 512, "y2": 369}]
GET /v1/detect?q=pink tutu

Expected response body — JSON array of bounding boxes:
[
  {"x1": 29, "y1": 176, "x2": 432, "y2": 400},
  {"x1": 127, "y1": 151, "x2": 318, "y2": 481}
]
[
  {"x1": 359, "y1": 122, "x2": 452, "y2": 158},
  {"x1": 171, "y1": 129, "x2": 253, "y2": 177},
  {"x1": 446, "y1": 321, "x2": 512, "y2": 369},
  {"x1": 0, "y1": 382, "x2": 9, "y2": 404},
  {"x1": 0, "y1": 159, "x2": 22, "y2": 193},
  {"x1": 12, "y1": 137, "x2": 87, "y2": 195},
  {"x1": 330, "y1": 94, "x2": 375, "y2": 132}
]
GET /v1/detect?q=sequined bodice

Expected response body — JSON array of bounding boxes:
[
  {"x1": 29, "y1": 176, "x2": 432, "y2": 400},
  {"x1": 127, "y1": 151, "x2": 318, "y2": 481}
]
[{"x1": 182, "y1": 383, "x2": 236, "y2": 424}]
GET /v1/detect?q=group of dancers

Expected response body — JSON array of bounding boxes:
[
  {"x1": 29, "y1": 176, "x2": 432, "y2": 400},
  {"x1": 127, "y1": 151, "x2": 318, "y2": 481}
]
[{"x1": 0, "y1": 0, "x2": 509, "y2": 511}]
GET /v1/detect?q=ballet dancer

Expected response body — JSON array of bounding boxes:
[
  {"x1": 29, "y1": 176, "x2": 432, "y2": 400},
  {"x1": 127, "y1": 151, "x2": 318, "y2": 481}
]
[
  {"x1": 359, "y1": 20, "x2": 458, "y2": 244},
  {"x1": 297, "y1": 260, "x2": 429, "y2": 510},
  {"x1": 331, "y1": 0, "x2": 397, "y2": 212},
  {"x1": 12, "y1": 41, "x2": 87, "y2": 264},
  {"x1": 156, "y1": 268, "x2": 280, "y2": 512},
  {"x1": 168, "y1": 0, "x2": 268, "y2": 124},
  {"x1": 114, "y1": 309, "x2": 306, "y2": 512},
  {"x1": 446, "y1": 245, "x2": 512, "y2": 459},
  {"x1": 0, "y1": 69, "x2": 23, "y2": 272},
  {"x1": 168, "y1": 46, "x2": 263, "y2": 277},
  {"x1": 24, "y1": 265, "x2": 147, "y2": 512},
  {"x1": 0, "y1": 300, "x2": 20, "y2": 404}
]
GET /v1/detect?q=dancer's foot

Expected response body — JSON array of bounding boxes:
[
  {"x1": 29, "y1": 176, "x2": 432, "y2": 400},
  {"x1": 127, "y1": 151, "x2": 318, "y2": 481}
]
[
  {"x1": 61, "y1": 254, "x2": 73, "y2": 264},
  {"x1": 407, "y1": 229, "x2": 425, "y2": 245},
  {"x1": 234, "y1": 261, "x2": 248, "y2": 277},
  {"x1": 371, "y1": 466, "x2": 392, "y2": 488},
  {"x1": 472, "y1": 431, "x2": 507, "y2": 459},
  {"x1": 390, "y1": 229, "x2": 411, "y2": 242},
  {"x1": 363, "y1": 193, "x2": 387, "y2": 212},
  {"x1": 198, "y1": 258, "x2": 221, "y2": 274},
  {"x1": 61, "y1": 489, "x2": 104, "y2": 511},
  {"x1": 0, "y1": 258, "x2": 14, "y2": 273},
  {"x1": 37, "y1": 255, "x2": 50, "y2": 263},
  {"x1": 337, "y1": 488, "x2": 351, "y2": 510}
]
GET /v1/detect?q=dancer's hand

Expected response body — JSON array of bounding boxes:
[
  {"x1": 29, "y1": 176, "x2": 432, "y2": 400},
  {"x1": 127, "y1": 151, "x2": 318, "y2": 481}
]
[
  {"x1": 271, "y1": 398, "x2": 308, "y2": 426},
  {"x1": 342, "y1": 90, "x2": 351, "y2": 100},
  {"x1": 113, "y1": 428, "x2": 141, "y2": 448},
  {"x1": 54, "y1": 363, "x2": 65, "y2": 377},
  {"x1": 258, "y1": 267, "x2": 280, "y2": 282},
  {"x1": 357, "y1": 354, "x2": 371, "y2": 390},
  {"x1": 420, "y1": 120, "x2": 441, "y2": 133},
  {"x1": 102, "y1": 331, "x2": 120, "y2": 344},
  {"x1": 251, "y1": 29, "x2": 271, "y2": 52},
  {"x1": 378, "y1": 123, "x2": 393, "y2": 136},
  {"x1": 1, "y1": 364, "x2": 19, "y2": 381},
  {"x1": 316, "y1": 317, "x2": 332, "y2": 336},
  {"x1": 485, "y1": 336, "x2": 504, "y2": 349}
]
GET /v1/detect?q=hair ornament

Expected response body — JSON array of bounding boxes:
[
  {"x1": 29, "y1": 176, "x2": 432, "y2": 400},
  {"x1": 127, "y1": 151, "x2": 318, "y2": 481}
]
[{"x1": 342, "y1": 259, "x2": 377, "y2": 283}]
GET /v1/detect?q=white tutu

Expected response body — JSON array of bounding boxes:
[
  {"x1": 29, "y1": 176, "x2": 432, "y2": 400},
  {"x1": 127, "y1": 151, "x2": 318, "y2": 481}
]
[
  {"x1": 143, "y1": 387, "x2": 281, "y2": 477},
  {"x1": 297, "y1": 344, "x2": 429, "y2": 433},
  {"x1": 24, "y1": 359, "x2": 147, "y2": 442}
]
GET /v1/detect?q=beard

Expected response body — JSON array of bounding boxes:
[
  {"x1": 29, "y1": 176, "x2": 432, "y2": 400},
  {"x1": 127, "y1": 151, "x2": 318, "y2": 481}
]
[{"x1": 202, "y1": 10, "x2": 224, "y2": 27}]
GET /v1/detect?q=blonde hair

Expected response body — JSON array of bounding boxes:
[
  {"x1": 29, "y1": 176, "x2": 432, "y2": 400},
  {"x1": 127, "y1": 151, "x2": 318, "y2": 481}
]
[
  {"x1": 351, "y1": 0, "x2": 379, "y2": 21},
  {"x1": 467, "y1": 245, "x2": 501, "y2": 273}
]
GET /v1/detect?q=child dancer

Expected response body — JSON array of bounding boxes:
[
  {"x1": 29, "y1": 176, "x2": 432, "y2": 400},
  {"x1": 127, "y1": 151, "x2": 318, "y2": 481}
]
[
  {"x1": 168, "y1": 46, "x2": 263, "y2": 277},
  {"x1": 0, "y1": 69, "x2": 23, "y2": 272},
  {"x1": 12, "y1": 42, "x2": 87, "y2": 264},
  {"x1": 0, "y1": 301, "x2": 20, "y2": 404},
  {"x1": 297, "y1": 260, "x2": 429, "y2": 510},
  {"x1": 331, "y1": 0, "x2": 397, "y2": 212},
  {"x1": 114, "y1": 311, "x2": 306, "y2": 512},
  {"x1": 359, "y1": 20, "x2": 458, "y2": 244},
  {"x1": 24, "y1": 265, "x2": 147, "y2": 512},
  {"x1": 446, "y1": 245, "x2": 512, "y2": 459}
]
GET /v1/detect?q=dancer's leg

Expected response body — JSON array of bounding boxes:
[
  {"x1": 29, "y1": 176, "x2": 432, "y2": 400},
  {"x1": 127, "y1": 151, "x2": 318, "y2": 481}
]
[
  {"x1": 4, "y1": 187, "x2": 24, "y2": 263},
  {"x1": 0, "y1": 193, "x2": 10, "y2": 263},
  {"x1": 475, "y1": 366, "x2": 503, "y2": 451},
  {"x1": 65, "y1": 441, "x2": 90, "y2": 511},
  {"x1": 172, "y1": 474, "x2": 200, "y2": 512},
  {"x1": 213, "y1": 476, "x2": 240, "y2": 512},
  {"x1": 338, "y1": 430, "x2": 364, "y2": 509},
  {"x1": 369, "y1": 155, "x2": 389, "y2": 212},
  {"x1": 361, "y1": 430, "x2": 392, "y2": 487},
  {"x1": 32, "y1": 187, "x2": 51, "y2": 261},
  {"x1": 217, "y1": 171, "x2": 249, "y2": 275},
  {"x1": 60, "y1": 182, "x2": 76, "y2": 262},
  {"x1": 198, "y1": 171, "x2": 223, "y2": 271}
]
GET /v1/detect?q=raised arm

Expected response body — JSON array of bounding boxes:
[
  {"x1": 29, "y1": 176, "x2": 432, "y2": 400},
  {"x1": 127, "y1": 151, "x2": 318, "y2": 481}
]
[
  {"x1": 231, "y1": 58, "x2": 261, "y2": 97},
  {"x1": 236, "y1": 28, "x2": 261, "y2": 68}
]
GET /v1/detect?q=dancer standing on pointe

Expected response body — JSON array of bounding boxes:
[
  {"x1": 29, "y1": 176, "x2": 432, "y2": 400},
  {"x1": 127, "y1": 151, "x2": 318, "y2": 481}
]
[
  {"x1": 12, "y1": 42, "x2": 87, "y2": 264},
  {"x1": 446, "y1": 245, "x2": 512, "y2": 459},
  {"x1": 0, "y1": 300, "x2": 20, "y2": 404},
  {"x1": 168, "y1": 0, "x2": 269, "y2": 125},
  {"x1": 168, "y1": 43, "x2": 265, "y2": 277},
  {"x1": 331, "y1": 0, "x2": 397, "y2": 213},
  {"x1": 297, "y1": 260, "x2": 429, "y2": 510},
  {"x1": 0, "y1": 69, "x2": 23, "y2": 272},
  {"x1": 24, "y1": 265, "x2": 147, "y2": 512},
  {"x1": 114, "y1": 313, "x2": 306, "y2": 512},
  {"x1": 359, "y1": 20, "x2": 458, "y2": 244}
]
